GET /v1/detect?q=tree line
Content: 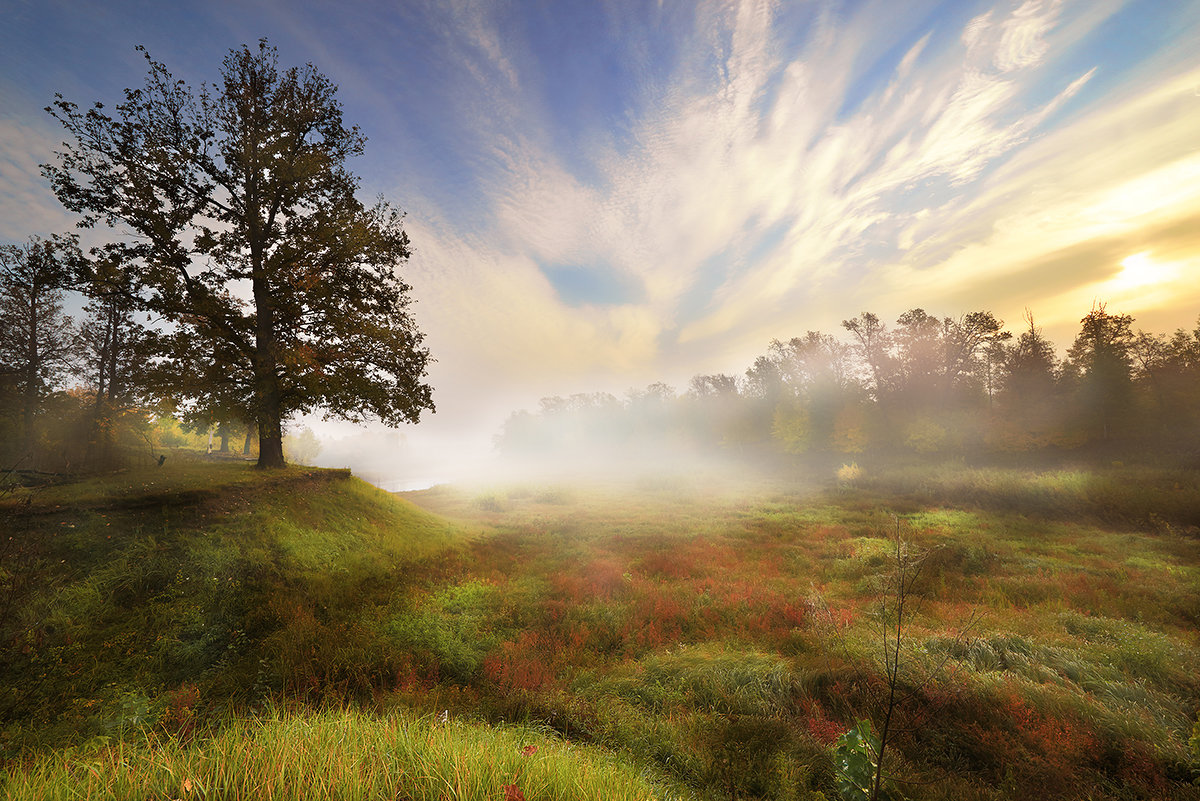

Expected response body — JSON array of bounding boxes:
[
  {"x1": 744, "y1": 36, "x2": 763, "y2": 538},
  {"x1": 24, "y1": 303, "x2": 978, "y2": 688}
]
[
  {"x1": 2, "y1": 40, "x2": 434, "y2": 473},
  {"x1": 497, "y1": 306, "x2": 1200, "y2": 463}
]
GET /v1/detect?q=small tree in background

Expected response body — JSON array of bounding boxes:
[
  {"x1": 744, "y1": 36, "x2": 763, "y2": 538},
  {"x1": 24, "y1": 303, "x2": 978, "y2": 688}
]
[
  {"x1": 1062, "y1": 303, "x2": 1134, "y2": 442},
  {"x1": 75, "y1": 249, "x2": 152, "y2": 468},
  {"x1": 0, "y1": 236, "x2": 81, "y2": 466},
  {"x1": 283, "y1": 426, "x2": 322, "y2": 466}
]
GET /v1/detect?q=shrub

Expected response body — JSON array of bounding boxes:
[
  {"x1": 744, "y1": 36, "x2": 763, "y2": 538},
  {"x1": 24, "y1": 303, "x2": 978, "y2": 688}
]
[{"x1": 837, "y1": 463, "x2": 863, "y2": 484}]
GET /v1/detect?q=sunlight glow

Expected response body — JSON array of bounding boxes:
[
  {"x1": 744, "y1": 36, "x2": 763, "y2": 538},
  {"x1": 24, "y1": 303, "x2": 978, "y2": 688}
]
[{"x1": 1114, "y1": 251, "x2": 1175, "y2": 289}]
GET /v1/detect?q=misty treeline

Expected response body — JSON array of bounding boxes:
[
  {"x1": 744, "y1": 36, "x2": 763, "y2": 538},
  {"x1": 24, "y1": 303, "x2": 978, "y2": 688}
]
[{"x1": 497, "y1": 307, "x2": 1200, "y2": 465}]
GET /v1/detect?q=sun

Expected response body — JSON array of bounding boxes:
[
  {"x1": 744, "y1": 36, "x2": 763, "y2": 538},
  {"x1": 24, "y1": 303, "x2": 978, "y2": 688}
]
[{"x1": 1114, "y1": 251, "x2": 1172, "y2": 289}]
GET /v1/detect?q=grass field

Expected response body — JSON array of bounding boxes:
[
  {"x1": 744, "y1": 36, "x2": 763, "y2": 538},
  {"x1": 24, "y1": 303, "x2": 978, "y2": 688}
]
[{"x1": 2, "y1": 457, "x2": 1198, "y2": 799}]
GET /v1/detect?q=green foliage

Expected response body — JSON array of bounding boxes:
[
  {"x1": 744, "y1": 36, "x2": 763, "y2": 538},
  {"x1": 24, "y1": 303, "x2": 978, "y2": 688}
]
[
  {"x1": 0, "y1": 235, "x2": 83, "y2": 468},
  {"x1": 282, "y1": 427, "x2": 321, "y2": 466},
  {"x1": 386, "y1": 580, "x2": 502, "y2": 683},
  {"x1": 773, "y1": 403, "x2": 813, "y2": 454},
  {"x1": 902, "y1": 418, "x2": 946, "y2": 454},
  {"x1": 834, "y1": 720, "x2": 882, "y2": 801}
]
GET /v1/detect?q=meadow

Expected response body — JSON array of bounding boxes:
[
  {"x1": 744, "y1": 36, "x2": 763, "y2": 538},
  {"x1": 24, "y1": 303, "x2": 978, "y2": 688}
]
[{"x1": 1, "y1": 455, "x2": 1198, "y2": 799}]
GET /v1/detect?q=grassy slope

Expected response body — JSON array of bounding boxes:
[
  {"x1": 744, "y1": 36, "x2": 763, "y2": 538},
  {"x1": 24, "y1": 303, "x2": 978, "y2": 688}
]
[
  {"x1": 2, "y1": 461, "x2": 1199, "y2": 800},
  {"x1": 0, "y1": 462, "x2": 470, "y2": 744}
]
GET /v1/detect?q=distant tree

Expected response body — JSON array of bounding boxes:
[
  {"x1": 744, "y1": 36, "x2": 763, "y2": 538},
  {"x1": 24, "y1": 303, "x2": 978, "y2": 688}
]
[
  {"x1": 75, "y1": 250, "x2": 152, "y2": 466},
  {"x1": 43, "y1": 40, "x2": 433, "y2": 468},
  {"x1": 1063, "y1": 304, "x2": 1135, "y2": 441},
  {"x1": 0, "y1": 236, "x2": 81, "y2": 463},
  {"x1": 767, "y1": 332, "x2": 857, "y2": 452},
  {"x1": 770, "y1": 332, "x2": 855, "y2": 397},
  {"x1": 687, "y1": 373, "x2": 740, "y2": 399},
  {"x1": 892, "y1": 308, "x2": 945, "y2": 406},
  {"x1": 625, "y1": 382, "x2": 679, "y2": 444},
  {"x1": 686, "y1": 373, "x2": 744, "y2": 446},
  {"x1": 282, "y1": 426, "x2": 321, "y2": 466},
  {"x1": 841, "y1": 313, "x2": 892, "y2": 400},
  {"x1": 630, "y1": 382, "x2": 676, "y2": 405},
  {"x1": 212, "y1": 421, "x2": 234, "y2": 453},
  {"x1": 1002, "y1": 310, "x2": 1058, "y2": 401},
  {"x1": 743, "y1": 354, "x2": 786, "y2": 404},
  {"x1": 495, "y1": 409, "x2": 542, "y2": 455},
  {"x1": 943, "y1": 311, "x2": 1011, "y2": 403},
  {"x1": 1130, "y1": 320, "x2": 1200, "y2": 444},
  {"x1": 742, "y1": 355, "x2": 787, "y2": 443},
  {"x1": 987, "y1": 310, "x2": 1065, "y2": 451}
]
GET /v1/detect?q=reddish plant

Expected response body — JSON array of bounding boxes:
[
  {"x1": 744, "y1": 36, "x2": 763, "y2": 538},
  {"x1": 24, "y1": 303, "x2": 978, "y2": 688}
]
[
  {"x1": 484, "y1": 632, "x2": 556, "y2": 692},
  {"x1": 802, "y1": 700, "x2": 845, "y2": 745},
  {"x1": 159, "y1": 683, "x2": 201, "y2": 740}
]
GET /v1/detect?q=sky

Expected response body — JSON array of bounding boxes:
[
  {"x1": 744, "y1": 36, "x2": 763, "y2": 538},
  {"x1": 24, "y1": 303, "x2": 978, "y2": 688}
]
[{"x1": 2, "y1": 0, "x2": 1199, "y2": 484}]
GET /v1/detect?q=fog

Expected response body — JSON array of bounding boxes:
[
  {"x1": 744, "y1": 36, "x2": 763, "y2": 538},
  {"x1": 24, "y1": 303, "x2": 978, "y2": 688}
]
[
  {"x1": 311, "y1": 421, "x2": 502, "y2": 491},
  {"x1": 304, "y1": 305, "x2": 1200, "y2": 495}
]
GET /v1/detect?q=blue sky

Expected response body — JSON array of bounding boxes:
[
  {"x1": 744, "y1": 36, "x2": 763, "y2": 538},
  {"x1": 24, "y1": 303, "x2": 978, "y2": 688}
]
[{"x1": 3, "y1": 0, "x2": 1200, "y2": 478}]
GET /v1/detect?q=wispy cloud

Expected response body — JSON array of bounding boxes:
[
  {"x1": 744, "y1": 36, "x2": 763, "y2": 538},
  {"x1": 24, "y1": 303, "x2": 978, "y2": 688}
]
[{"x1": 0, "y1": 115, "x2": 79, "y2": 241}]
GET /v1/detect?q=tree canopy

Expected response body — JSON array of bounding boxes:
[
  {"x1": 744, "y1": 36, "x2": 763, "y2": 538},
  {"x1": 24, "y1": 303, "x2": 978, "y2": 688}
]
[{"x1": 43, "y1": 40, "x2": 433, "y2": 467}]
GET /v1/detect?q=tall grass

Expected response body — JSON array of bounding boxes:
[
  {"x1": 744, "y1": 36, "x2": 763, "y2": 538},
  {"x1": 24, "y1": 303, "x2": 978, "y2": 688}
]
[{"x1": 2, "y1": 706, "x2": 676, "y2": 800}]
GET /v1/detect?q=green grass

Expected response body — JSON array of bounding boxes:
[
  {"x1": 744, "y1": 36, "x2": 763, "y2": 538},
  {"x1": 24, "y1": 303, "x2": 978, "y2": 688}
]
[
  {"x1": 2, "y1": 706, "x2": 675, "y2": 800},
  {"x1": 402, "y1": 470, "x2": 1200, "y2": 799},
  {"x1": 849, "y1": 461, "x2": 1200, "y2": 529},
  {"x1": 0, "y1": 463, "x2": 471, "y2": 751}
]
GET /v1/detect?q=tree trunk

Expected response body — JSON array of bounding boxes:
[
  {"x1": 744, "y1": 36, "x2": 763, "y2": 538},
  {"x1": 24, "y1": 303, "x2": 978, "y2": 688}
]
[
  {"x1": 253, "y1": 323, "x2": 285, "y2": 468},
  {"x1": 20, "y1": 384, "x2": 36, "y2": 463},
  {"x1": 247, "y1": 147, "x2": 286, "y2": 470},
  {"x1": 256, "y1": 410, "x2": 285, "y2": 468},
  {"x1": 254, "y1": 354, "x2": 286, "y2": 468},
  {"x1": 21, "y1": 300, "x2": 39, "y2": 463},
  {"x1": 87, "y1": 307, "x2": 115, "y2": 469}
]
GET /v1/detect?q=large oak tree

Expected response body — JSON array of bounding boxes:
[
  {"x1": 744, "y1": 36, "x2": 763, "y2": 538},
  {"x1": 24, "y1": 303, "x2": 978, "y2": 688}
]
[{"x1": 43, "y1": 41, "x2": 433, "y2": 467}]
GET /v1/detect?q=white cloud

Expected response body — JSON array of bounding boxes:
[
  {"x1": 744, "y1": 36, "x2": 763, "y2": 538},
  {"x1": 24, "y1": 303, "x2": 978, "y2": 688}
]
[
  {"x1": 995, "y1": 0, "x2": 1060, "y2": 72},
  {"x1": 9, "y1": 0, "x2": 1198, "y2": 481}
]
